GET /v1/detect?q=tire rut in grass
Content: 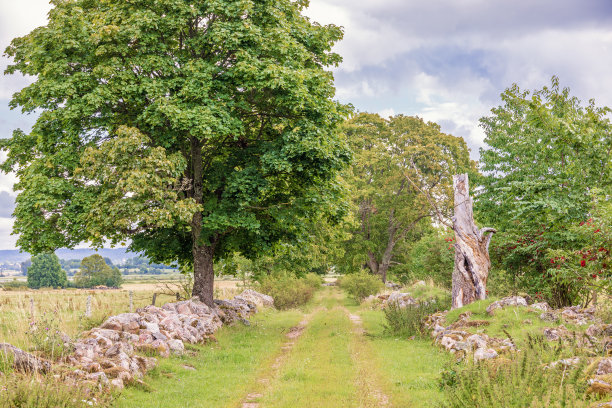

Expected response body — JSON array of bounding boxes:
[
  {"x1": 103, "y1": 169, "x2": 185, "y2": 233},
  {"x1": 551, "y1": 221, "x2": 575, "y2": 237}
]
[
  {"x1": 239, "y1": 310, "x2": 317, "y2": 408},
  {"x1": 346, "y1": 309, "x2": 391, "y2": 408}
]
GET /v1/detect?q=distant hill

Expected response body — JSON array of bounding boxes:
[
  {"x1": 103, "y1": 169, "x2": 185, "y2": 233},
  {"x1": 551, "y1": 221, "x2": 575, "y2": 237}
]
[{"x1": 0, "y1": 248, "x2": 136, "y2": 264}]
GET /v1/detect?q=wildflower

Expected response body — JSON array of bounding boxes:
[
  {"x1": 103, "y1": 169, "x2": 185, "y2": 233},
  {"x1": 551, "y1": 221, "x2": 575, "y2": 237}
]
[{"x1": 580, "y1": 260, "x2": 586, "y2": 267}]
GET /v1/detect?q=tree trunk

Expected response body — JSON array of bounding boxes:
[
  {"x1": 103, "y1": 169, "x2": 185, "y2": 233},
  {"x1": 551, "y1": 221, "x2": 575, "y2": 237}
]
[
  {"x1": 378, "y1": 263, "x2": 389, "y2": 283},
  {"x1": 192, "y1": 242, "x2": 215, "y2": 306},
  {"x1": 189, "y1": 136, "x2": 216, "y2": 307},
  {"x1": 451, "y1": 174, "x2": 496, "y2": 309},
  {"x1": 366, "y1": 251, "x2": 379, "y2": 276}
]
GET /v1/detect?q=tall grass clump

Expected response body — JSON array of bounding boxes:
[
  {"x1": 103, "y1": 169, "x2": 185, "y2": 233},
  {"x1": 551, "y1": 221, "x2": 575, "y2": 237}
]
[
  {"x1": 441, "y1": 335, "x2": 598, "y2": 408},
  {"x1": 26, "y1": 311, "x2": 71, "y2": 359},
  {"x1": 340, "y1": 270, "x2": 383, "y2": 302},
  {"x1": 383, "y1": 297, "x2": 450, "y2": 338},
  {"x1": 259, "y1": 274, "x2": 318, "y2": 309},
  {"x1": 0, "y1": 373, "x2": 112, "y2": 407}
]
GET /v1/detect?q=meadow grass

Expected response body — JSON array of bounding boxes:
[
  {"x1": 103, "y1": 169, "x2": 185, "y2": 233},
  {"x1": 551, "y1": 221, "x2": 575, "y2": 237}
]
[
  {"x1": 259, "y1": 295, "x2": 359, "y2": 408},
  {"x1": 0, "y1": 280, "x2": 240, "y2": 352},
  {"x1": 358, "y1": 309, "x2": 452, "y2": 408},
  {"x1": 114, "y1": 309, "x2": 303, "y2": 408},
  {"x1": 444, "y1": 298, "x2": 586, "y2": 347}
]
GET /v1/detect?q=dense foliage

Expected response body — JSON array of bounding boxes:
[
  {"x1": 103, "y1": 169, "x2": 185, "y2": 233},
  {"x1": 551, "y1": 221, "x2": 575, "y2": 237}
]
[
  {"x1": 478, "y1": 77, "x2": 612, "y2": 306},
  {"x1": 340, "y1": 270, "x2": 384, "y2": 302},
  {"x1": 74, "y1": 254, "x2": 122, "y2": 288},
  {"x1": 1, "y1": 0, "x2": 350, "y2": 305},
  {"x1": 402, "y1": 231, "x2": 455, "y2": 288},
  {"x1": 337, "y1": 113, "x2": 474, "y2": 282},
  {"x1": 26, "y1": 254, "x2": 67, "y2": 289},
  {"x1": 258, "y1": 273, "x2": 321, "y2": 309}
]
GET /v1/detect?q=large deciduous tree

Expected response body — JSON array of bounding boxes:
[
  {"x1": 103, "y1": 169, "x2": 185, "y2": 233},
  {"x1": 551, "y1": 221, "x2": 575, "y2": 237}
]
[
  {"x1": 477, "y1": 77, "x2": 612, "y2": 306},
  {"x1": 339, "y1": 113, "x2": 474, "y2": 282},
  {"x1": 1, "y1": 0, "x2": 350, "y2": 306}
]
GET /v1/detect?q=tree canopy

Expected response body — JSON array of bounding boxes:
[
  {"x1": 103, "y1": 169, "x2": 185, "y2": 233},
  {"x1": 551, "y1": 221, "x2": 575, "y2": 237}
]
[
  {"x1": 1, "y1": 0, "x2": 350, "y2": 305},
  {"x1": 27, "y1": 253, "x2": 67, "y2": 289},
  {"x1": 338, "y1": 113, "x2": 474, "y2": 282},
  {"x1": 477, "y1": 77, "x2": 612, "y2": 306}
]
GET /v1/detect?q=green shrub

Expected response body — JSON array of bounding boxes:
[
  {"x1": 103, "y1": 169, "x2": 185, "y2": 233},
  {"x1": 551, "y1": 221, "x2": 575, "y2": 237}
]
[
  {"x1": 27, "y1": 254, "x2": 68, "y2": 289},
  {"x1": 303, "y1": 272, "x2": 323, "y2": 289},
  {"x1": 340, "y1": 270, "x2": 383, "y2": 302},
  {"x1": 74, "y1": 254, "x2": 123, "y2": 288},
  {"x1": 383, "y1": 298, "x2": 449, "y2": 338},
  {"x1": 403, "y1": 231, "x2": 454, "y2": 288},
  {"x1": 441, "y1": 339, "x2": 596, "y2": 408},
  {"x1": 408, "y1": 284, "x2": 451, "y2": 304},
  {"x1": 259, "y1": 275, "x2": 316, "y2": 310}
]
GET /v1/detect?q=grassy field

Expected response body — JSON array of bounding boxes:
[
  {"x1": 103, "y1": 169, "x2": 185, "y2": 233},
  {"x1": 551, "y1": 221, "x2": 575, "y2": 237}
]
[
  {"x1": 6, "y1": 282, "x2": 601, "y2": 407},
  {"x1": 0, "y1": 279, "x2": 242, "y2": 350},
  {"x1": 112, "y1": 287, "x2": 452, "y2": 408}
]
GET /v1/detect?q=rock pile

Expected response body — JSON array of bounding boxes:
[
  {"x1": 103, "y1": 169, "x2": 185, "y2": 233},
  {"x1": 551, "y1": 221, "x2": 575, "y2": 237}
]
[
  {"x1": 364, "y1": 291, "x2": 417, "y2": 309},
  {"x1": 425, "y1": 311, "x2": 515, "y2": 361},
  {"x1": 3, "y1": 290, "x2": 273, "y2": 390},
  {"x1": 485, "y1": 296, "x2": 528, "y2": 315},
  {"x1": 425, "y1": 295, "x2": 611, "y2": 399}
]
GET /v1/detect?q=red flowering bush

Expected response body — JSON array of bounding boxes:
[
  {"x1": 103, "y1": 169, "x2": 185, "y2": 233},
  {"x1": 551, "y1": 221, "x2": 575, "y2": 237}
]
[
  {"x1": 489, "y1": 200, "x2": 611, "y2": 307},
  {"x1": 546, "y1": 213, "x2": 611, "y2": 306}
]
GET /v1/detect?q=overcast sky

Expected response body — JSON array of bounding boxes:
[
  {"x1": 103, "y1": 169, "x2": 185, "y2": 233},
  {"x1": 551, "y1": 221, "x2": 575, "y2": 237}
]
[{"x1": 1, "y1": 0, "x2": 612, "y2": 250}]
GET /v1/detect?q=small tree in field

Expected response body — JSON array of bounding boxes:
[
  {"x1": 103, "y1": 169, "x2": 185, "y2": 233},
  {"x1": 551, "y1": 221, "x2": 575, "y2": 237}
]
[
  {"x1": 75, "y1": 254, "x2": 122, "y2": 288},
  {"x1": 27, "y1": 254, "x2": 67, "y2": 289}
]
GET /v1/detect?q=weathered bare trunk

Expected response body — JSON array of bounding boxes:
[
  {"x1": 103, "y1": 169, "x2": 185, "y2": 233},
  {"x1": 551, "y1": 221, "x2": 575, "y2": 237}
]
[
  {"x1": 189, "y1": 136, "x2": 215, "y2": 307},
  {"x1": 451, "y1": 174, "x2": 496, "y2": 309}
]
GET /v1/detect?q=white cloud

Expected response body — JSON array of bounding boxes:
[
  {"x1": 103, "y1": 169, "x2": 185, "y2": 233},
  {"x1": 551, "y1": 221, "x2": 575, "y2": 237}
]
[
  {"x1": 0, "y1": 0, "x2": 51, "y2": 100},
  {"x1": 0, "y1": 216, "x2": 17, "y2": 250},
  {"x1": 1, "y1": 0, "x2": 612, "y2": 250},
  {"x1": 377, "y1": 108, "x2": 395, "y2": 119},
  {"x1": 0, "y1": 152, "x2": 17, "y2": 193}
]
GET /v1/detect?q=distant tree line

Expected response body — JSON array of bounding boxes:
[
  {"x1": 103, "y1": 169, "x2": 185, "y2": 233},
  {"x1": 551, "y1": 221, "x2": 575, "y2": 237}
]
[{"x1": 21, "y1": 255, "x2": 177, "y2": 279}]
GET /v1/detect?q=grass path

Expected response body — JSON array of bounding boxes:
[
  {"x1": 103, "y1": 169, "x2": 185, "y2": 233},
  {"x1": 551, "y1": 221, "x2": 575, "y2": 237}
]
[
  {"x1": 346, "y1": 310, "x2": 391, "y2": 407},
  {"x1": 115, "y1": 287, "x2": 449, "y2": 407},
  {"x1": 255, "y1": 289, "x2": 359, "y2": 407},
  {"x1": 114, "y1": 309, "x2": 303, "y2": 408}
]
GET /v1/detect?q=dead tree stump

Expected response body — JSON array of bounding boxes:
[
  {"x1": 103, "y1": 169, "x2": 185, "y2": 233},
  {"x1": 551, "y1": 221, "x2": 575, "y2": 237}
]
[{"x1": 452, "y1": 174, "x2": 496, "y2": 309}]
